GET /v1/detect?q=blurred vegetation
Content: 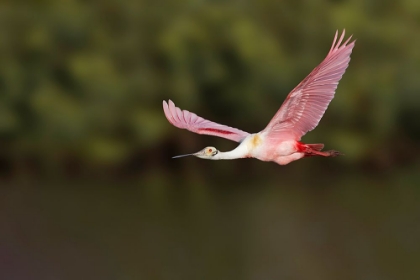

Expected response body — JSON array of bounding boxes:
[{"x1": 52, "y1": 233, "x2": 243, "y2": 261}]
[
  {"x1": 0, "y1": 0, "x2": 420, "y2": 279},
  {"x1": 0, "y1": 0, "x2": 418, "y2": 181}
]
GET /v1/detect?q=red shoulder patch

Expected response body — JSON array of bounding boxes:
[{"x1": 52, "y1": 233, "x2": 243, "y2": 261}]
[{"x1": 199, "y1": 128, "x2": 234, "y2": 135}]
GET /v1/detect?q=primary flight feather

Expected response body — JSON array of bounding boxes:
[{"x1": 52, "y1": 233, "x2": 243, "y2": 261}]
[{"x1": 163, "y1": 30, "x2": 355, "y2": 165}]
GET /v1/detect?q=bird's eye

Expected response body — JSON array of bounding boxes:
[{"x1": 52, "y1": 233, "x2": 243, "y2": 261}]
[{"x1": 208, "y1": 148, "x2": 212, "y2": 152}]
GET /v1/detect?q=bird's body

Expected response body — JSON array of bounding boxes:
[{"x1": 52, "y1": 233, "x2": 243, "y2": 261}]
[
  {"x1": 163, "y1": 30, "x2": 355, "y2": 165},
  {"x1": 198, "y1": 133, "x2": 331, "y2": 165}
]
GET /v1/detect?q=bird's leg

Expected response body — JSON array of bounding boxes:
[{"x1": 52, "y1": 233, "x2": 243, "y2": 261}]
[
  {"x1": 325, "y1": 150, "x2": 344, "y2": 157},
  {"x1": 305, "y1": 149, "x2": 344, "y2": 157},
  {"x1": 298, "y1": 143, "x2": 343, "y2": 157}
]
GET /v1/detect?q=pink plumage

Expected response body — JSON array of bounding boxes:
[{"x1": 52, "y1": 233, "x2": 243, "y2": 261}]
[
  {"x1": 163, "y1": 30, "x2": 355, "y2": 165},
  {"x1": 163, "y1": 100, "x2": 250, "y2": 142},
  {"x1": 262, "y1": 30, "x2": 355, "y2": 141}
]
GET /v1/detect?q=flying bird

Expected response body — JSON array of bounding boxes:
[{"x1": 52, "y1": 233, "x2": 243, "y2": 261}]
[{"x1": 163, "y1": 30, "x2": 355, "y2": 165}]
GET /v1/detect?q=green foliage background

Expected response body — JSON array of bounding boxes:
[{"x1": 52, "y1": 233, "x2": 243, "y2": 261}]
[{"x1": 0, "y1": 1, "x2": 419, "y2": 279}]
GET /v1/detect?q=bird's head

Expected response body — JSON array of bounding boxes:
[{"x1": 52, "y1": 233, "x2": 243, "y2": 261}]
[
  {"x1": 195, "y1": 146, "x2": 219, "y2": 159},
  {"x1": 173, "y1": 146, "x2": 219, "y2": 160}
]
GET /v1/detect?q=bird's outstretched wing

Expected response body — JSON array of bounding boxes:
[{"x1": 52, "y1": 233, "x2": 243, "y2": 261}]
[
  {"x1": 262, "y1": 30, "x2": 355, "y2": 141},
  {"x1": 163, "y1": 100, "x2": 250, "y2": 142}
]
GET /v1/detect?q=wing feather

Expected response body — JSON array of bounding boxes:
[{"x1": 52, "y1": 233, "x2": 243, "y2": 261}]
[
  {"x1": 262, "y1": 30, "x2": 355, "y2": 140},
  {"x1": 163, "y1": 100, "x2": 250, "y2": 142}
]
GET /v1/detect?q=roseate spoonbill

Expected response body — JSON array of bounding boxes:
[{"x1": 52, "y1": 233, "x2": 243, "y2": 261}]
[{"x1": 163, "y1": 30, "x2": 355, "y2": 165}]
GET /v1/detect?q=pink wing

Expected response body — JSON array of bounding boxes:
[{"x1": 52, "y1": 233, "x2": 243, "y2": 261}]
[
  {"x1": 163, "y1": 100, "x2": 250, "y2": 142},
  {"x1": 262, "y1": 30, "x2": 355, "y2": 141}
]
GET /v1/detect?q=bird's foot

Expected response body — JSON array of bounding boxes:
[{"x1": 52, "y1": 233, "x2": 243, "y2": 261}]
[{"x1": 326, "y1": 150, "x2": 344, "y2": 157}]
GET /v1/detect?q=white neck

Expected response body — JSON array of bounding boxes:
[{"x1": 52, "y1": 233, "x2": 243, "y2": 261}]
[{"x1": 212, "y1": 143, "x2": 249, "y2": 160}]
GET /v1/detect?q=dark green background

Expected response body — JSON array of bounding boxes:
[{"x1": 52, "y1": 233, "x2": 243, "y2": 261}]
[{"x1": 1, "y1": 1, "x2": 419, "y2": 279}]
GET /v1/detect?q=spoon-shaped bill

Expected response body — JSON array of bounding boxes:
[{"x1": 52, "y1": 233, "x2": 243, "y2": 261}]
[{"x1": 172, "y1": 153, "x2": 195, "y2": 159}]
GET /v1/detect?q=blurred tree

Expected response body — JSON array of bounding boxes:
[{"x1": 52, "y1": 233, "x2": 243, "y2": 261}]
[{"x1": 0, "y1": 0, "x2": 418, "y2": 180}]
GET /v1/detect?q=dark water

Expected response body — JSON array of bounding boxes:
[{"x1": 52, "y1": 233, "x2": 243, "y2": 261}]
[{"x1": 1, "y1": 172, "x2": 419, "y2": 280}]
